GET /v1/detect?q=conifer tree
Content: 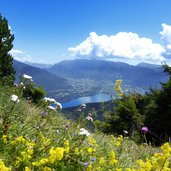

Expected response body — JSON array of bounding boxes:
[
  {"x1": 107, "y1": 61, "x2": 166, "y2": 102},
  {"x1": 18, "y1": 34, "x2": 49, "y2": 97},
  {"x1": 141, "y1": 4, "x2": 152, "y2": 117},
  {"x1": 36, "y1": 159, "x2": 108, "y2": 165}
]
[
  {"x1": 145, "y1": 64, "x2": 171, "y2": 143},
  {"x1": 103, "y1": 95, "x2": 143, "y2": 136},
  {"x1": 0, "y1": 14, "x2": 15, "y2": 85}
]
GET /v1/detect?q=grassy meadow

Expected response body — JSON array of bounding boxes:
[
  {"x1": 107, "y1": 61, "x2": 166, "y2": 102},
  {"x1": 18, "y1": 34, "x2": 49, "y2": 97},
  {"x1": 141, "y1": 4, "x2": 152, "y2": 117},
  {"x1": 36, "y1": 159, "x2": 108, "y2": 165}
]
[{"x1": 0, "y1": 84, "x2": 171, "y2": 171}]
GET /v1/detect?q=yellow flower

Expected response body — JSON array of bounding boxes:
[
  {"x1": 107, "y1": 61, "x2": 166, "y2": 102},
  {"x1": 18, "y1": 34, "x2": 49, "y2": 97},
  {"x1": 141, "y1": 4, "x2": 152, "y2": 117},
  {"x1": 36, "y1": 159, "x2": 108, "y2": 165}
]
[
  {"x1": 32, "y1": 158, "x2": 49, "y2": 167},
  {"x1": 39, "y1": 158, "x2": 49, "y2": 165},
  {"x1": 99, "y1": 157, "x2": 106, "y2": 166},
  {"x1": 38, "y1": 132, "x2": 51, "y2": 146},
  {"x1": 88, "y1": 137, "x2": 96, "y2": 145},
  {"x1": 49, "y1": 147, "x2": 64, "y2": 164},
  {"x1": 111, "y1": 135, "x2": 123, "y2": 147},
  {"x1": 20, "y1": 151, "x2": 32, "y2": 161},
  {"x1": 137, "y1": 159, "x2": 152, "y2": 171},
  {"x1": 109, "y1": 159, "x2": 118, "y2": 166},
  {"x1": 109, "y1": 150, "x2": 116, "y2": 158},
  {"x1": 88, "y1": 137, "x2": 98, "y2": 152},
  {"x1": 125, "y1": 168, "x2": 135, "y2": 171},
  {"x1": 65, "y1": 146, "x2": 70, "y2": 154},
  {"x1": 161, "y1": 142, "x2": 171, "y2": 157},
  {"x1": 56, "y1": 147, "x2": 64, "y2": 160},
  {"x1": 125, "y1": 168, "x2": 132, "y2": 171},
  {"x1": 48, "y1": 155, "x2": 56, "y2": 164},
  {"x1": 114, "y1": 79, "x2": 123, "y2": 97},
  {"x1": 2, "y1": 135, "x2": 8, "y2": 143},
  {"x1": 108, "y1": 150, "x2": 118, "y2": 166},
  {"x1": 32, "y1": 162, "x2": 39, "y2": 167},
  {"x1": 26, "y1": 141, "x2": 36, "y2": 148},
  {"x1": 11, "y1": 136, "x2": 26, "y2": 145},
  {"x1": 116, "y1": 169, "x2": 122, "y2": 171},
  {"x1": 27, "y1": 148, "x2": 33, "y2": 155},
  {"x1": 25, "y1": 167, "x2": 31, "y2": 171},
  {"x1": 0, "y1": 159, "x2": 11, "y2": 171},
  {"x1": 64, "y1": 140, "x2": 69, "y2": 147},
  {"x1": 64, "y1": 140, "x2": 70, "y2": 154},
  {"x1": 87, "y1": 147, "x2": 93, "y2": 154},
  {"x1": 43, "y1": 166, "x2": 52, "y2": 171},
  {"x1": 87, "y1": 163, "x2": 93, "y2": 171},
  {"x1": 75, "y1": 147, "x2": 79, "y2": 155}
]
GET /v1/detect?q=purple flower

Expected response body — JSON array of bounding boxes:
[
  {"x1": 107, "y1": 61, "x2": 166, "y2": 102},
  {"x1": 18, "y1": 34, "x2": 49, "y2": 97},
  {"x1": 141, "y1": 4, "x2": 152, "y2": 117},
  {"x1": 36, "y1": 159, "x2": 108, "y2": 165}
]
[
  {"x1": 88, "y1": 144, "x2": 93, "y2": 148},
  {"x1": 42, "y1": 111, "x2": 46, "y2": 117},
  {"x1": 82, "y1": 162, "x2": 88, "y2": 167},
  {"x1": 141, "y1": 126, "x2": 148, "y2": 134},
  {"x1": 91, "y1": 158, "x2": 96, "y2": 162},
  {"x1": 73, "y1": 133, "x2": 76, "y2": 137}
]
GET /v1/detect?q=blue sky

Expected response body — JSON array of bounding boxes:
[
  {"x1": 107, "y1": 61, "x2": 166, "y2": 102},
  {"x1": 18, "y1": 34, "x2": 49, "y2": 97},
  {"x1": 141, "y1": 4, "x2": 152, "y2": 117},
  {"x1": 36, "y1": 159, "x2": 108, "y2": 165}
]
[{"x1": 0, "y1": 0, "x2": 171, "y2": 64}]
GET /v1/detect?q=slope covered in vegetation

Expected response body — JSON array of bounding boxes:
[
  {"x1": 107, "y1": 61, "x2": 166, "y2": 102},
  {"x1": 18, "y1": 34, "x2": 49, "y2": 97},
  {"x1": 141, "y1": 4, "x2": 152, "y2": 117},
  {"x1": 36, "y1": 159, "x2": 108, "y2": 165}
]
[{"x1": 0, "y1": 83, "x2": 171, "y2": 171}]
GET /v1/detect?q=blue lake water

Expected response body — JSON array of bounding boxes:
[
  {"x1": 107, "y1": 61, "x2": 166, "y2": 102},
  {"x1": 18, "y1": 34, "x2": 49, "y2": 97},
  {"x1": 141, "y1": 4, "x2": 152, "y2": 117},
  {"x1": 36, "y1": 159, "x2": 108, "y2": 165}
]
[{"x1": 61, "y1": 93, "x2": 113, "y2": 108}]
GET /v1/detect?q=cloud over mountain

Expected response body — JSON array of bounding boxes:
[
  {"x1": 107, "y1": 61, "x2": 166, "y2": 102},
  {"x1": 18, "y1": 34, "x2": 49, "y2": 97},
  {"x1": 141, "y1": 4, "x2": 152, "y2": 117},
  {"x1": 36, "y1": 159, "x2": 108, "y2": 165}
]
[
  {"x1": 160, "y1": 23, "x2": 171, "y2": 56},
  {"x1": 68, "y1": 24, "x2": 171, "y2": 63},
  {"x1": 10, "y1": 49, "x2": 33, "y2": 63}
]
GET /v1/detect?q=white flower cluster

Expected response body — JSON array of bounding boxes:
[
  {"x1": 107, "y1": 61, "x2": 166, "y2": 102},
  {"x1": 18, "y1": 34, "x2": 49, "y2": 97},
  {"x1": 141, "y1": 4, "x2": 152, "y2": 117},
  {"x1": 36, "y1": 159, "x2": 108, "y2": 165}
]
[
  {"x1": 123, "y1": 130, "x2": 128, "y2": 134},
  {"x1": 44, "y1": 97, "x2": 56, "y2": 103},
  {"x1": 47, "y1": 105, "x2": 56, "y2": 111},
  {"x1": 22, "y1": 74, "x2": 33, "y2": 81},
  {"x1": 10, "y1": 94, "x2": 19, "y2": 103},
  {"x1": 55, "y1": 102, "x2": 62, "y2": 110},
  {"x1": 81, "y1": 104, "x2": 86, "y2": 109},
  {"x1": 79, "y1": 128, "x2": 90, "y2": 136},
  {"x1": 85, "y1": 116, "x2": 93, "y2": 122},
  {"x1": 44, "y1": 97, "x2": 62, "y2": 111}
]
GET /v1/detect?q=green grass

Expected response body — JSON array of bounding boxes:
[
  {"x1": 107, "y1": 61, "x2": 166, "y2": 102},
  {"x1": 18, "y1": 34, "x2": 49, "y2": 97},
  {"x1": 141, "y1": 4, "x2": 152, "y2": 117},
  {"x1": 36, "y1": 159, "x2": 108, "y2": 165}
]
[{"x1": 0, "y1": 84, "x2": 170, "y2": 171}]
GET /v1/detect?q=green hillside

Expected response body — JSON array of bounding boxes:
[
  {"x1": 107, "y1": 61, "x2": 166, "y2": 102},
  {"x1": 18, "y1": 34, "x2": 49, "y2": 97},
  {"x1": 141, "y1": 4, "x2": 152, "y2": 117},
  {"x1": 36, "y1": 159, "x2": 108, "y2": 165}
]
[
  {"x1": 1, "y1": 83, "x2": 171, "y2": 171},
  {"x1": 13, "y1": 60, "x2": 101, "y2": 102},
  {"x1": 48, "y1": 59, "x2": 168, "y2": 95},
  {"x1": 13, "y1": 60, "x2": 74, "y2": 102}
]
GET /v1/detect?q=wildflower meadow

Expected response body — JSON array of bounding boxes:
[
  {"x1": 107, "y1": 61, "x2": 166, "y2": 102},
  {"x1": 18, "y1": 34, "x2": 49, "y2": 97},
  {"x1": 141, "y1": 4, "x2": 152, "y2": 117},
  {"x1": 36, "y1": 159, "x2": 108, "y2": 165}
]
[
  {"x1": 1, "y1": 12, "x2": 171, "y2": 171},
  {"x1": 0, "y1": 77, "x2": 171, "y2": 171}
]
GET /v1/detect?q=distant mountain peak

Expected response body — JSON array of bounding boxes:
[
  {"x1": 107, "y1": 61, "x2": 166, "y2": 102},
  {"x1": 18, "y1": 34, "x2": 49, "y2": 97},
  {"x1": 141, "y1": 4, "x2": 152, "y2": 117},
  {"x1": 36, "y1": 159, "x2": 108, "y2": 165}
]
[
  {"x1": 137, "y1": 62, "x2": 162, "y2": 69},
  {"x1": 24, "y1": 62, "x2": 53, "y2": 69}
]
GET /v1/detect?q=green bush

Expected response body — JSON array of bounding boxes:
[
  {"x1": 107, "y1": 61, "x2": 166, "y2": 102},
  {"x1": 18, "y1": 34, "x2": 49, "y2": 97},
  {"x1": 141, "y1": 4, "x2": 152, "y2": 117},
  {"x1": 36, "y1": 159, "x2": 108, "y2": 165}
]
[{"x1": 23, "y1": 84, "x2": 46, "y2": 104}]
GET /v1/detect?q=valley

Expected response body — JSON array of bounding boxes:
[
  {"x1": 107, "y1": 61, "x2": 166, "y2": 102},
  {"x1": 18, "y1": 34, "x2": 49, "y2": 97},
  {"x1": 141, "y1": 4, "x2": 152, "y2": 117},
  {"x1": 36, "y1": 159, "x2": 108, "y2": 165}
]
[{"x1": 13, "y1": 59, "x2": 168, "y2": 103}]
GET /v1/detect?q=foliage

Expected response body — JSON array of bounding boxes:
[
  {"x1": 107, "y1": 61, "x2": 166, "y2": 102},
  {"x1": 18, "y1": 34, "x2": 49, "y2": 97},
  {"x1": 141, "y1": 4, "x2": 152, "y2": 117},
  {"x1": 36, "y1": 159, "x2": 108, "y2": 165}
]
[
  {"x1": 103, "y1": 95, "x2": 143, "y2": 141},
  {"x1": 1, "y1": 84, "x2": 171, "y2": 171},
  {"x1": 0, "y1": 14, "x2": 15, "y2": 85},
  {"x1": 114, "y1": 79, "x2": 124, "y2": 97},
  {"x1": 23, "y1": 84, "x2": 46, "y2": 104},
  {"x1": 101, "y1": 65, "x2": 171, "y2": 144},
  {"x1": 144, "y1": 64, "x2": 171, "y2": 143},
  {"x1": 21, "y1": 76, "x2": 46, "y2": 104},
  {"x1": 102, "y1": 80, "x2": 144, "y2": 142}
]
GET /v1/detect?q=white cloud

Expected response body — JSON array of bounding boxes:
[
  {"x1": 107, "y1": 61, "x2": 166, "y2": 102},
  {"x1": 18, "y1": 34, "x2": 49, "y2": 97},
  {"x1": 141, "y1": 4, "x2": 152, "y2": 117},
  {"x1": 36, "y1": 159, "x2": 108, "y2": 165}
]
[
  {"x1": 160, "y1": 23, "x2": 171, "y2": 56},
  {"x1": 10, "y1": 49, "x2": 33, "y2": 63},
  {"x1": 68, "y1": 31, "x2": 165, "y2": 63},
  {"x1": 10, "y1": 49, "x2": 23, "y2": 54}
]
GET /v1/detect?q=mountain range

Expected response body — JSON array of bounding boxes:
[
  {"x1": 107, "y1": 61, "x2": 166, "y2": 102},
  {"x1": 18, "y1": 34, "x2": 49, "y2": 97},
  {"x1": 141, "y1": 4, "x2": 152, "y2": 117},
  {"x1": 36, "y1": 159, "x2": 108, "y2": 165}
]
[
  {"x1": 13, "y1": 59, "x2": 168, "y2": 102},
  {"x1": 25, "y1": 62, "x2": 53, "y2": 69},
  {"x1": 136, "y1": 62, "x2": 162, "y2": 69},
  {"x1": 13, "y1": 60, "x2": 73, "y2": 101},
  {"x1": 47, "y1": 59, "x2": 168, "y2": 94}
]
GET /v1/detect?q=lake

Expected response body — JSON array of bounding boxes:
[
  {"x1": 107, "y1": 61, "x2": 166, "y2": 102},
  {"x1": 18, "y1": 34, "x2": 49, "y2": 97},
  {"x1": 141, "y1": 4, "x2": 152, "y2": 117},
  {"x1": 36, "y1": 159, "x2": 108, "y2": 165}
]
[{"x1": 61, "y1": 93, "x2": 113, "y2": 108}]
